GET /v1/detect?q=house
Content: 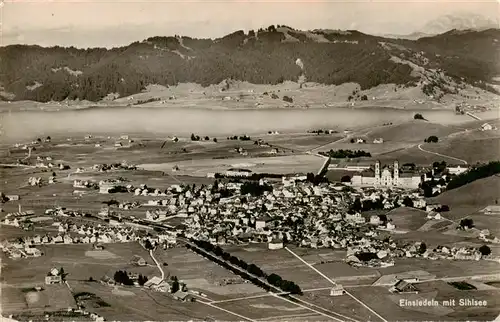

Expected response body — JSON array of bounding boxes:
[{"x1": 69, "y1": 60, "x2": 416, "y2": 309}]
[
  {"x1": 482, "y1": 205, "x2": 500, "y2": 215},
  {"x1": 114, "y1": 142, "x2": 123, "y2": 147},
  {"x1": 99, "y1": 181, "x2": 116, "y2": 194},
  {"x1": 45, "y1": 268, "x2": 63, "y2": 285},
  {"x1": 268, "y1": 238, "x2": 284, "y2": 250},
  {"x1": 370, "y1": 215, "x2": 382, "y2": 225},
  {"x1": 173, "y1": 290, "x2": 193, "y2": 302},
  {"x1": 144, "y1": 276, "x2": 163, "y2": 288},
  {"x1": 481, "y1": 123, "x2": 493, "y2": 131},
  {"x1": 447, "y1": 165, "x2": 468, "y2": 175},
  {"x1": 255, "y1": 216, "x2": 273, "y2": 230},
  {"x1": 6, "y1": 195, "x2": 19, "y2": 201},
  {"x1": 390, "y1": 280, "x2": 418, "y2": 294},
  {"x1": 131, "y1": 255, "x2": 146, "y2": 266},
  {"x1": 330, "y1": 284, "x2": 345, "y2": 296},
  {"x1": 373, "y1": 138, "x2": 384, "y2": 144}
]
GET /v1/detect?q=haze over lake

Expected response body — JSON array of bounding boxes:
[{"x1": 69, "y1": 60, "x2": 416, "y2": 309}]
[{"x1": 1, "y1": 107, "x2": 498, "y2": 143}]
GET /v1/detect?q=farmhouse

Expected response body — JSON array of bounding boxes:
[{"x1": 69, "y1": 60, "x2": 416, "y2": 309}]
[
  {"x1": 482, "y1": 205, "x2": 500, "y2": 215},
  {"x1": 390, "y1": 280, "x2": 418, "y2": 294},
  {"x1": 330, "y1": 284, "x2": 345, "y2": 296},
  {"x1": 481, "y1": 123, "x2": 494, "y2": 131},
  {"x1": 131, "y1": 255, "x2": 147, "y2": 266},
  {"x1": 45, "y1": 268, "x2": 63, "y2": 285},
  {"x1": 447, "y1": 165, "x2": 469, "y2": 175},
  {"x1": 351, "y1": 161, "x2": 421, "y2": 189}
]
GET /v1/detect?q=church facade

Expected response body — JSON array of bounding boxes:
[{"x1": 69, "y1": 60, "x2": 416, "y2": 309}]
[{"x1": 351, "y1": 161, "x2": 421, "y2": 189}]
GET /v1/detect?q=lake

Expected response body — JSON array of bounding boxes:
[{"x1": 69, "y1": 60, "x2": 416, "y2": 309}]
[{"x1": 1, "y1": 106, "x2": 498, "y2": 143}]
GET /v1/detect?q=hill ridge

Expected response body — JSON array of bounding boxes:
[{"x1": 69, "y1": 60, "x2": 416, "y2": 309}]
[{"x1": 1, "y1": 26, "x2": 499, "y2": 104}]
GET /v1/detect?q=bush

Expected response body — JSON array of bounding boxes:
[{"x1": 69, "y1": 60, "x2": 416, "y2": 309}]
[
  {"x1": 479, "y1": 245, "x2": 491, "y2": 256},
  {"x1": 414, "y1": 113, "x2": 425, "y2": 120},
  {"x1": 283, "y1": 96, "x2": 293, "y2": 103},
  {"x1": 459, "y1": 218, "x2": 474, "y2": 229},
  {"x1": 340, "y1": 175, "x2": 351, "y2": 183},
  {"x1": 424, "y1": 135, "x2": 439, "y2": 143}
]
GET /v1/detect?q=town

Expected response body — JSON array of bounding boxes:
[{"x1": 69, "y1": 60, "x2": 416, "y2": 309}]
[{"x1": 1, "y1": 125, "x2": 499, "y2": 321}]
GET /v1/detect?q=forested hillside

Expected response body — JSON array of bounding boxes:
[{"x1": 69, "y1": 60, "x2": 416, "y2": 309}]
[{"x1": 0, "y1": 26, "x2": 498, "y2": 102}]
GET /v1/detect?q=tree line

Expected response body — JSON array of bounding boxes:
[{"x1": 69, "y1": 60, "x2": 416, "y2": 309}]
[
  {"x1": 189, "y1": 239, "x2": 302, "y2": 295},
  {"x1": 447, "y1": 161, "x2": 500, "y2": 190},
  {"x1": 319, "y1": 149, "x2": 372, "y2": 158}
]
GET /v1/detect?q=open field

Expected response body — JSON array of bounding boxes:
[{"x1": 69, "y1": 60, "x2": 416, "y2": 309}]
[
  {"x1": 153, "y1": 247, "x2": 263, "y2": 301},
  {"x1": 1, "y1": 284, "x2": 76, "y2": 316},
  {"x1": 386, "y1": 207, "x2": 430, "y2": 232},
  {"x1": 414, "y1": 281, "x2": 500, "y2": 321},
  {"x1": 430, "y1": 176, "x2": 500, "y2": 220},
  {"x1": 365, "y1": 121, "x2": 465, "y2": 144},
  {"x1": 377, "y1": 258, "x2": 500, "y2": 278},
  {"x1": 417, "y1": 130, "x2": 500, "y2": 164},
  {"x1": 139, "y1": 154, "x2": 324, "y2": 177},
  {"x1": 1, "y1": 243, "x2": 157, "y2": 286},
  {"x1": 213, "y1": 295, "x2": 311, "y2": 320},
  {"x1": 68, "y1": 280, "x2": 237, "y2": 321},
  {"x1": 302, "y1": 289, "x2": 386, "y2": 322}
]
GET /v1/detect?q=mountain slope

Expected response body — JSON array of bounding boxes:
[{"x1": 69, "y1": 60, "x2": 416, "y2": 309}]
[{"x1": 0, "y1": 26, "x2": 499, "y2": 103}]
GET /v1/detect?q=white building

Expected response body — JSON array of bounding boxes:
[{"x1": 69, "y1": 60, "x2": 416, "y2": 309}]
[
  {"x1": 447, "y1": 165, "x2": 469, "y2": 175},
  {"x1": 481, "y1": 123, "x2": 494, "y2": 131},
  {"x1": 268, "y1": 239, "x2": 284, "y2": 250},
  {"x1": 225, "y1": 168, "x2": 252, "y2": 178},
  {"x1": 351, "y1": 161, "x2": 421, "y2": 189}
]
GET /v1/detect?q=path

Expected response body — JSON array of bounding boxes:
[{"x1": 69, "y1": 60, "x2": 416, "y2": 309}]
[
  {"x1": 149, "y1": 249, "x2": 165, "y2": 281},
  {"x1": 285, "y1": 247, "x2": 388, "y2": 322},
  {"x1": 417, "y1": 144, "x2": 468, "y2": 165}
]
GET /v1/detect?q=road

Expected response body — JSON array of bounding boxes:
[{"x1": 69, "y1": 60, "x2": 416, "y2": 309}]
[
  {"x1": 417, "y1": 144, "x2": 468, "y2": 165},
  {"x1": 149, "y1": 249, "x2": 165, "y2": 281}
]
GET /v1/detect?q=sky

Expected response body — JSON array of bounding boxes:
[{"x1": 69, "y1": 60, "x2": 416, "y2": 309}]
[{"x1": 1, "y1": 0, "x2": 499, "y2": 48}]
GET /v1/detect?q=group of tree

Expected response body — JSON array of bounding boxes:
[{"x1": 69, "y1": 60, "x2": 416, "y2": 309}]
[
  {"x1": 306, "y1": 172, "x2": 329, "y2": 185},
  {"x1": 320, "y1": 149, "x2": 371, "y2": 159},
  {"x1": 227, "y1": 135, "x2": 251, "y2": 141},
  {"x1": 113, "y1": 270, "x2": 134, "y2": 286},
  {"x1": 424, "y1": 136, "x2": 439, "y2": 143},
  {"x1": 282, "y1": 95, "x2": 293, "y2": 103},
  {"x1": 458, "y1": 218, "x2": 474, "y2": 230},
  {"x1": 446, "y1": 161, "x2": 500, "y2": 190},
  {"x1": 349, "y1": 197, "x2": 384, "y2": 212},
  {"x1": 479, "y1": 245, "x2": 491, "y2": 257},
  {"x1": 190, "y1": 133, "x2": 201, "y2": 141},
  {"x1": 138, "y1": 274, "x2": 149, "y2": 286},
  {"x1": 190, "y1": 240, "x2": 302, "y2": 295},
  {"x1": 240, "y1": 181, "x2": 273, "y2": 196}
]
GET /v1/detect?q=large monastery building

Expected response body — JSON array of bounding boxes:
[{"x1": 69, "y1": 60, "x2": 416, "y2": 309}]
[{"x1": 351, "y1": 160, "x2": 421, "y2": 189}]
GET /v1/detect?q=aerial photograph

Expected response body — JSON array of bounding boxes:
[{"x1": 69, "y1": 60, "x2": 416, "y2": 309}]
[{"x1": 0, "y1": 0, "x2": 499, "y2": 321}]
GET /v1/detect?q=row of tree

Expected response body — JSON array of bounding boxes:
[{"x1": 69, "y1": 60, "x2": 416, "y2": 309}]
[
  {"x1": 320, "y1": 149, "x2": 372, "y2": 159},
  {"x1": 191, "y1": 240, "x2": 302, "y2": 295},
  {"x1": 447, "y1": 161, "x2": 500, "y2": 190}
]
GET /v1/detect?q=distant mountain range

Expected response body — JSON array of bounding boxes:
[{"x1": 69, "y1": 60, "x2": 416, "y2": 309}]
[
  {"x1": 383, "y1": 13, "x2": 499, "y2": 40},
  {"x1": 0, "y1": 24, "x2": 499, "y2": 103}
]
